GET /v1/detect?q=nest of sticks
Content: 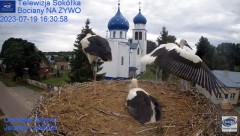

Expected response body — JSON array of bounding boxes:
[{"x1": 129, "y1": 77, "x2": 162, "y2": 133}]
[{"x1": 25, "y1": 80, "x2": 223, "y2": 136}]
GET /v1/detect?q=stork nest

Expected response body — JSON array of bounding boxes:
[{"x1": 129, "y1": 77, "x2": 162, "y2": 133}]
[{"x1": 25, "y1": 80, "x2": 223, "y2": 136}]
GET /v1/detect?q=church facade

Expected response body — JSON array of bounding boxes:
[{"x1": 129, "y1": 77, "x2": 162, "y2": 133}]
[{"x1": 99, "y1": 2, "x2": 147, "y2": 79}]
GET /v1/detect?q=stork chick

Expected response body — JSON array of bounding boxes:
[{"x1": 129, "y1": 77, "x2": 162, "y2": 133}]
[{"x1": 127, "y1": 78, "x2": 161, "y2": 124}]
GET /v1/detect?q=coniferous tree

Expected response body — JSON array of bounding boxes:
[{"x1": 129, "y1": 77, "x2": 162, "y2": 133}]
[
  {"x1": 195, "y1": 36, "x2": 228, "y2": 70},
  {"x1": 67, "y1": 19, "x2": 104, "y2": 83},
  {"x1": 154, "y1": 27, "x2": 176, "y2": 81},
  {"x1": 147, "y1": 40, "x2": 157, "y2": 54},
  {"x1": 156, "y1": 27, "x2": 176, "y2": 46}
]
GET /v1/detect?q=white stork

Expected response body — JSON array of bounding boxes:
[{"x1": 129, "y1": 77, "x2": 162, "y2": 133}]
[
  {"x1": 127, "y1": 78, "x2": 161, "y2": 124},
  {"x1": 80, "y1": 33, "x2": 112, "y2": 93},
  {"x1": 80, "y1": 33, "x2": 112, "y2": 64},
  {"x1": 141, "y1": 39, "x2": 227, "y2": 96}
]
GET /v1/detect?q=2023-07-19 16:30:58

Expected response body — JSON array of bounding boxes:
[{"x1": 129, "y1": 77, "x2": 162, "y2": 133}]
[{"x1": 0, "y1": 15, "x2": 68, "y2": 22}]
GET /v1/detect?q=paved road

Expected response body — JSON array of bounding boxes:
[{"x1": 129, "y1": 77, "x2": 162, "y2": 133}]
[{"x1": 0, "y1": 81, "x2": 40, "y2": 118}]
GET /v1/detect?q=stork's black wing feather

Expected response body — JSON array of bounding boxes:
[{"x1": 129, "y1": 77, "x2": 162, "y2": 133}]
[
  {"x1": 127, "y1": 91, "x2": 153, "y2": 124},
  {"x1": 84, "y1": 35, "x2": 112, "y2": 61},
  {"x1": 164, "y1": 48, "x2": 227, "y2": 96}
]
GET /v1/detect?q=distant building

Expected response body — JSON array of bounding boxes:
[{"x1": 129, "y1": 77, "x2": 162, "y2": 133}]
[
  {"x1": 99, "y1": 2, "x2": 147, "y2": 79},
  {"x1": 196, "y1": 70, "x2": 240, "y2": 105},
  {"x1": 54, "y1": 56, "x2": 69, "y2": 70},
  {"x1": 45, "y1": 54, "x2": 58, "y2": 63},
  {"x1": 39, "y1": 57, "x2": 51, "y2": 77}
]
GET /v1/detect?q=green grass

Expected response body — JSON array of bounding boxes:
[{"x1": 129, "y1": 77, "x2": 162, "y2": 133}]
[
  {"x1": 41, "y1": 73, "x2": 69, "y2": 87},
  {"x1": 0, "y1": 75, "x2": 16, "y2": 87},
  {"x1": 17, "y1": 82, "x2": 44, "y2": 93},
  {"x1": 139, "y1": 66, "x2": 156, "y2": 80},
  {"x1": 0, "y1": 75, "x2": 43, "y2": 92},
  {"x1": 0, "y1": 108, "x2": 17, "y2": 136},
  {"x1": 234, "y1": 65, "x2": 240, "y2": 72}
]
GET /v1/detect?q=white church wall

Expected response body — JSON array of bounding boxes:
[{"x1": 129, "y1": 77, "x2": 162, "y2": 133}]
[
  {"x1": 129, "y1": 49, "x2": 137, "y2": 67},
  {"x1": 98, "y1": 40, "x2": 118, "y2": 78},
  {"x1": 129, "y1": 47, "x2": 141, "y2": 75},
  {"x1": 109, "y1": 30, "x2": 128, "y2": 43},
  {"x1": 132, "y1": 26, "x2": 147, "y2": 73},
  {"x1": 136, "y1": 49, "x2": 141, "y2": 75},
  {"x1": 99, "y1": 40, "x2": 129, "y2": 79},
  {"x1": 118, "y1": 42, "x2": 129, "y2": 78},
  {"x1": 134, "y1": 24, "x2": 146, "y2": 29}
]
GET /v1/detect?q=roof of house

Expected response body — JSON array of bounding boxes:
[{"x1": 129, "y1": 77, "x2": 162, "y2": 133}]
[
  {"x1": 126, "y1": 43, "x2": 139, "y2": 49},
  {"x1": 212, "y1": 70, "x2": 240, "y2": 88},
  {"x1": 54, "y1": 56, "x2": 67, "y2": 62}
]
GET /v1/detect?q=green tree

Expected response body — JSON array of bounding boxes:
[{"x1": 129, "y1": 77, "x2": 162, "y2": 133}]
[
  {"x1": 195, "y1": 36, "x2": 211, "y2": 58},
  {"x1": 67, "y1": 19, "x2": 104, "y2": 83},
  {"x1": 1, "y1": 38, "x2": 42, "y2": 80},
  {"x1": 195, "y1": 36, "x2": 215, "y2": 69},
  {"x1": 155, "y1": 27, "x2": 176, "y2": 81},
  {"x1": 212, "y1": 54, "x2": 228, "y2": 70},
  {"x1": 195, "y1": 36, "x2": 228, "y2": 70},
  {"x1": 216, "y1": 43, "x2": 239, "y2": 71},
  {"x1": 156, "y1": 27, "x2": 176, "y2": 46},
  {"x1": 147, "y1": 40, "x2": 157, "y2": 54}
]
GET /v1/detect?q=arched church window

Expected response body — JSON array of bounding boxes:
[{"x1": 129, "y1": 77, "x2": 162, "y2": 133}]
[
  {"x1": 139, "y1": 32, "x2": 142, "y2": 40},
  {"x1": 113, "y1": 31, "x2": 116, "y2": 38},
  {"x1": 137, "y1": 48, "x2": 140, "y2": 55},
  {"x1": 120, "y1": 31, "x2": 122, "y2": 38},
  {"x1": 121, "y1": 56, "x2": 124, "y2": 65},
  {"x1": 135, "y1": 32, "x2": 138, "y2": 40},
  {"x1": 145, "y1": 33, "x2": 147, "y2": 40}
]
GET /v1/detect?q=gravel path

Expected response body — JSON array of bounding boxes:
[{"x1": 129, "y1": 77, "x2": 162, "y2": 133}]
[{"x1": 0, "y1": 81, "x2": 40, "y2": 118}]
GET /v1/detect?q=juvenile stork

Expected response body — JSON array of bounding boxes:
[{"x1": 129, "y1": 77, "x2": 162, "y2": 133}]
[
  {"x1": 80, "y1": 33, "x2": 112, "y2": 93},
  {"x1": 141, "y1": 39, "x2": 227, "y2": 96},
  {"x1": 127, "y1": 78, "x2": 161, "y2": 124}
]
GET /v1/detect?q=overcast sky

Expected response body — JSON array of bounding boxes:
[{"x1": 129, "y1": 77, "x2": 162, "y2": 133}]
[{"x1": 0, "y1": 0, "x2": 240, "y2": 52}]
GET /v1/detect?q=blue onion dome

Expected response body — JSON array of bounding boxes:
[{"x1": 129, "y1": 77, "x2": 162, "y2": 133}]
[
  {"x1": 108, "y1": 3, "x2": 129, "y2": 31},
  {"x1": 133, "y1": 9, "x2": 147, "y2": 24}
]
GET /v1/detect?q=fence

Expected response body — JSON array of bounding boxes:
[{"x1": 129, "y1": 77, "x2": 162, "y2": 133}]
[{"x1": 27, "y1": 79, "x2": 62, "y2": 91}]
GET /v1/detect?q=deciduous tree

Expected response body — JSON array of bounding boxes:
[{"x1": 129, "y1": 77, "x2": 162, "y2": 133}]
[{"x1": 1, "y1": 38, "x2": 43, "y2": 80}]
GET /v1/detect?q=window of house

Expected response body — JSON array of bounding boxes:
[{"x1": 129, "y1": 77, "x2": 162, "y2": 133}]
[
  {"x1": 230, "y1": 93, "x2": 235, "y2": 99},
  {"x1": 135, "y1": 32, "x2": 138, "y2": 40},
  {"x1": 120, "y1": 31, "x2": 122, "y2": 38},
  {"x1": 224, "y1": 94, "x2": 228, "y2": 99},
  {"x1": 137, "y1": 48, "x2": 140, "y2": 55},
  {"x1": 139, "y1": 32, "x2": 142, "y2": 40},
  {"x1": 121, "y1": 56, "x2": 124, "y2": 65},
  {"x1": 217, "y1": 93, "x2": 222, "y2": 99},
  {"x1": 113, "y1": 31, "x2": 116, "y2": 38}
]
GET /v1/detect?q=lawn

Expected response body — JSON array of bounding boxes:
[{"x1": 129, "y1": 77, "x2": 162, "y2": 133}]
[
  {"x1": 0, "y1": 75, "x2": 43, "y2": 92},
  {"x1": 234, "y1": 65, "x2": 240, "y2": 72},
  {"x1": 138, "y1": 66, "x2": 156, "y2": 80},
  {"x1": 41, "y1": 72, "x2": 70, "y2": 87}
]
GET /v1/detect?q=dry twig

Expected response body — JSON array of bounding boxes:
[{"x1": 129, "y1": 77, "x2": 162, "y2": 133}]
[
  {"x1": 95, "y1": 108, "x2": 130, "y2": 119},
  {"x1": 136, "y1": 127, "x2": 158, "y2": 134}
]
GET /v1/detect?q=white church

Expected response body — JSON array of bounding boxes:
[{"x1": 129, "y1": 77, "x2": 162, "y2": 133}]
[{"x1": 100, "y1": 2, "x2": 148, "y2": 80}]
